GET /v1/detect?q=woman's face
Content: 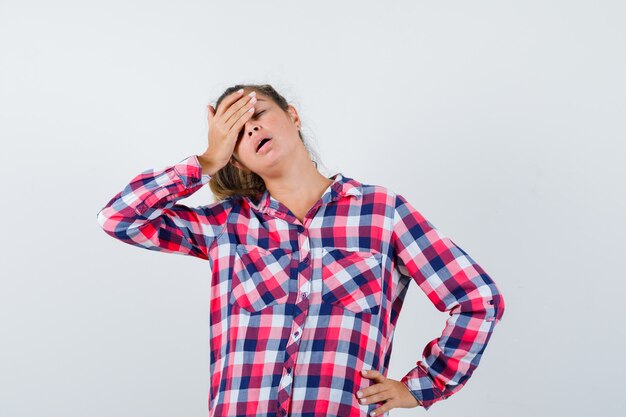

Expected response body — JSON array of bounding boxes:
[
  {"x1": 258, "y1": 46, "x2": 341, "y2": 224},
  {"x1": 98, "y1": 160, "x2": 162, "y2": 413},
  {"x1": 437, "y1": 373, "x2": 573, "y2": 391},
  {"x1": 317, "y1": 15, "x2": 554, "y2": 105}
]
[{"x1": 230, "y1": 92, "x2": 302, "y2": 176}]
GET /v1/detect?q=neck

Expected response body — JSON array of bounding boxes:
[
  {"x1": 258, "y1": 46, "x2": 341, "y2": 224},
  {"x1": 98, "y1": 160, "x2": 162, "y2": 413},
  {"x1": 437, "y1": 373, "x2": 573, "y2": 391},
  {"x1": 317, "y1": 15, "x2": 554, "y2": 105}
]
[
  {"x1": 264, "y1": 161, "x2": 333, "y2": 204},
  {"x1": 259, "y1": 150, "x2": 335, "y2": 221}
]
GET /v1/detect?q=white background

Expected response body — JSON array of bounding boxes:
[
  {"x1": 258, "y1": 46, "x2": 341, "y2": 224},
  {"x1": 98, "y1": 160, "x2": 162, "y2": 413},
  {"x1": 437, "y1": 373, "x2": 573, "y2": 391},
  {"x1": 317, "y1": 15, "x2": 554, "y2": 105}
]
[{"x1": 1, "y1": 1, "x2": 624, "y2": 416}]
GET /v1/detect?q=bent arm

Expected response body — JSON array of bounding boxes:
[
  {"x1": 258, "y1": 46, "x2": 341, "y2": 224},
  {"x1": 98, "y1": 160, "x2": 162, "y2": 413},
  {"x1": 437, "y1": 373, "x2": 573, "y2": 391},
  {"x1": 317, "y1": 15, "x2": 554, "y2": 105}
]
[
  {"x1": 96, "y1": 154, "x2": 231, "y2": 260},
  {"x1": 392, "y1": 193, "x2": 505, "y2": 410}
]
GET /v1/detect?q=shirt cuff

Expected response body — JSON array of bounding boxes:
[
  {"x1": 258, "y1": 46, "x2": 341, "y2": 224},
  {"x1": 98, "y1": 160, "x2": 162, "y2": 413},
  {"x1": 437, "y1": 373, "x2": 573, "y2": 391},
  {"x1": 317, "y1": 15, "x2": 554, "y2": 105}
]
[
  {"x1": 174, "y1": 154, "x2": 211, "y2": 187},
  {"x1": 400, "y1": 363, "x2": 447, "y2": 411}
]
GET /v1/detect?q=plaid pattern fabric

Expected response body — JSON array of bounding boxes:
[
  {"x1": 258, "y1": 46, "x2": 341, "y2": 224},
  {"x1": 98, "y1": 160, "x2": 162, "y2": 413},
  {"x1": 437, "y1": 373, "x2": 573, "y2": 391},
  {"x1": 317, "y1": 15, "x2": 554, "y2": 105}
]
[{"x1": 97, "y1": 154, "x2": 506, "y2": 415}]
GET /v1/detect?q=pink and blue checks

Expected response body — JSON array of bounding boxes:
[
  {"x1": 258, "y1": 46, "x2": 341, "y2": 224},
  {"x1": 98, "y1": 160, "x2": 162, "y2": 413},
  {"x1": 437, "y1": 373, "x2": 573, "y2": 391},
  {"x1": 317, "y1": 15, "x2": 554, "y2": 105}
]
[{"x1": 97, "y1": 154, "x2": 506, "y2": 415}]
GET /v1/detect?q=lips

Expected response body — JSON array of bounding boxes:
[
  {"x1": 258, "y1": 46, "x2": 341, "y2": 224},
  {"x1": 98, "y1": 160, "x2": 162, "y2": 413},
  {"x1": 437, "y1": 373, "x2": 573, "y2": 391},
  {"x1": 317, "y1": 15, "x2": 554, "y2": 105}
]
[{"x1": 256, "y1": 137, "x2": 272, "y2": 153}]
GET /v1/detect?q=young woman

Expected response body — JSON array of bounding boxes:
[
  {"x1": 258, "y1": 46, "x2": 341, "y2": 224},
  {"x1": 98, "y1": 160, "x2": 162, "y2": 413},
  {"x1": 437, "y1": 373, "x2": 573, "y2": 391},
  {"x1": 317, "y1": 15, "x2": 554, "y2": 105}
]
[{"x1": 97, "y1": 84, "x2": 506, "y2": 417}]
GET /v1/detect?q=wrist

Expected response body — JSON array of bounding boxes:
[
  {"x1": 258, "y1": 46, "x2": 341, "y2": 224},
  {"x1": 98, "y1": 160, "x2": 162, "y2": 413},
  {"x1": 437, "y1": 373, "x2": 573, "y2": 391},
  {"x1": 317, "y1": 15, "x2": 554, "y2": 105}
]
[{"x1": 197, "y1": 154, "x2": 221, "y2": 177}]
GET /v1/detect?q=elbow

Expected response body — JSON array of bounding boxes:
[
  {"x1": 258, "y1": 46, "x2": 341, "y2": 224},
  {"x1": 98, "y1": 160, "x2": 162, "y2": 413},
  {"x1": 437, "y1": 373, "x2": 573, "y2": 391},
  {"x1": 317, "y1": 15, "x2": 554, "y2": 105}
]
[
  {"x1": 97, "y1": 201, "x2": 140, "y2": 234},
  {"x1": 97, "y1": 208, "x2": 106, "y2": 228},
  {"x1": 96, "y1": 206, "x2": 128, "y2": 238},
  {"x1": 97, "y1": 207, "x2": 112, "y2": 232},
  {"x1": 96, "y1": 209, "x2": 121, "y2": 241},
  {"x1": 96, "y1": 207, "x2": 106, "y2": 225}
]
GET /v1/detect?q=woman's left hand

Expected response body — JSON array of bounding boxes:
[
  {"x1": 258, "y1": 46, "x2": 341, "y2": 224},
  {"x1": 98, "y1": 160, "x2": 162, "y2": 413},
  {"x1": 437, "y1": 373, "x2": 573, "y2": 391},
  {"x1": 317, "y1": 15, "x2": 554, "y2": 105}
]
[{"x1": 356, "y1": 369, "x2": 422, "y2": 416}]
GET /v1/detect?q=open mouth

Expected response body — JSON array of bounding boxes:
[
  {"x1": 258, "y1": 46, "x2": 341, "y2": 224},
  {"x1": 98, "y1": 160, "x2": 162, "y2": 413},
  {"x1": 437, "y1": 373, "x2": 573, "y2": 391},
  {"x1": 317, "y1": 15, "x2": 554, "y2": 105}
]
[{"x1": 256, "y1": 137, "x2": 272, "y2": 153}]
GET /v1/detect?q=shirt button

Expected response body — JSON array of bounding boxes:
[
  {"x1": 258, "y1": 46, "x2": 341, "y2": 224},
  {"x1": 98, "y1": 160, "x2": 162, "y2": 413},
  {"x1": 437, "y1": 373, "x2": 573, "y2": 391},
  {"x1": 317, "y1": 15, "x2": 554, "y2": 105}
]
[
  {"x1": 287, "y1": 367, "x2": 292, "y2": 373},
  {"x1": 301, "y1": 292, "x2": 307, "y2": 299},
  {"x1": 303, "y1": 256, "x2": 310, "y2": 264}
]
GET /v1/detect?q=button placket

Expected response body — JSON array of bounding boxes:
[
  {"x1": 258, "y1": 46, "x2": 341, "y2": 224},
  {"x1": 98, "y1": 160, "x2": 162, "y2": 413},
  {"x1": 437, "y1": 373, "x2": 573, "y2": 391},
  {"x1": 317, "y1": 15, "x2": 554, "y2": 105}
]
[
  {"x1": 297, "y1": 230, "x2": 311, "y2": 301},
  {"x1": 300, "y1": 242, "x2": 310, "y2": 264},
  {"x1": 299, "y1": 280, "x2": 310, "y2": 300},
  {"x1": 276, "y1": 222, "x2": 309, "y2": 417}
]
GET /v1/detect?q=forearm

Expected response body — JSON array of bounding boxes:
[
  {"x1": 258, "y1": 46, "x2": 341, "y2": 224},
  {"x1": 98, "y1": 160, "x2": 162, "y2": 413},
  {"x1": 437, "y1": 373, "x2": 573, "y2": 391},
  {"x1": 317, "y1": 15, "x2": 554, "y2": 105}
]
[{"x1": 96, "y1": 154, "x2": 226, "y2": 259}]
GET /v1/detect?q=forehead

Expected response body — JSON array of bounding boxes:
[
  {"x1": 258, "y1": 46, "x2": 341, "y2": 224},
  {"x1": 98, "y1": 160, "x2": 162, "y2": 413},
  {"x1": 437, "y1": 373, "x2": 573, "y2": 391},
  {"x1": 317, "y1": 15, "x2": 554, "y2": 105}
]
[{"x1": 255, "y1": 97, "x2": 272, "y2": 107}]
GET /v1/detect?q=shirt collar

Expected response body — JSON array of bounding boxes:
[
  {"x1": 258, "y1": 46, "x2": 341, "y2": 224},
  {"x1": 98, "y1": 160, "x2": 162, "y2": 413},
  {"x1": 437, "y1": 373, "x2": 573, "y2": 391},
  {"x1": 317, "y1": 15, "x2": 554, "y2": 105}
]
[{"x1": 244, "y1": 172, "x2": 362, "y2": 214}]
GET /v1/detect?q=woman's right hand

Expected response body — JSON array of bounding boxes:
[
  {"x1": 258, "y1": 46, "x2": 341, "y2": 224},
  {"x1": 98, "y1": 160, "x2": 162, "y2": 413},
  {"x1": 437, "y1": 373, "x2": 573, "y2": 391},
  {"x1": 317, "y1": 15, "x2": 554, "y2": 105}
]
[{"x1": 199, "y1": 89, "x2": 257, "y2": 176}]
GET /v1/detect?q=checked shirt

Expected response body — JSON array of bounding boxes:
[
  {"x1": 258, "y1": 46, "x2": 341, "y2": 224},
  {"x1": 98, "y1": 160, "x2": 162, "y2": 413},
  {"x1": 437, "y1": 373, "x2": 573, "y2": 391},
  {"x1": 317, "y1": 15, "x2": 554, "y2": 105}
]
[{"x1": 97, "y1": 154, "x2": 506, "y2": 416}]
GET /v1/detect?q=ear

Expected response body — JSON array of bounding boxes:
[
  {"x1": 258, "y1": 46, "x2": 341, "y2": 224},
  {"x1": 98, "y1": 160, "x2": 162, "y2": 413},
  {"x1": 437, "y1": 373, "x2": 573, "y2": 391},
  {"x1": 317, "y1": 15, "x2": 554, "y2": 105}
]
[
  {"x1": 230, "y1": 157, "x2": 247, "y2": 172},
  {"x1": 287, "y1": 104, "x2": 301, "y2": 128}
]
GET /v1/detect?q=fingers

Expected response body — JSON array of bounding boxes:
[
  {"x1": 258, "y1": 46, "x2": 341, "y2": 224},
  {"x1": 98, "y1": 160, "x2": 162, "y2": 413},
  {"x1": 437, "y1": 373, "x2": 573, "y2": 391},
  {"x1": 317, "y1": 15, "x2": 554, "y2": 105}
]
[
  {"x1": 223, "y1": 91, "x2": 256, "y2": 132},
  {"x1": 211, "y1": 90, "x2": 256, "y2": 136},
  {"x1": 214, "y1": 88, "x2": 245, "y2": 118},
  {"x1": 357, "y1": 376, "x2": 422, "y2": 415},
  {"x1": 362, "y1": 369, "x2": 386, "y2": 382},
  {"x1": 357, "y1": 370, "x2": 398, "y2": 416},
  {"x1": 230, "y1": 100, "x2": 256, "y2": 142},
  {"x1": 358, "y1": 385, "x2": 396, "y2": 417},
  {"x1": 357, "y1": 370, "x2": 386, "y2": 404},
  {"x1": 357, "y1": 386, "x2": 390, "y2": 404},
  {"x1": 358, "y1": 388, "x2": 392, "y2": 417},
  {"x1": 216, "y1": 89, "x2": 254, "y2": 125},
  {"x1": 207, "y1": 89, "x2": 257, "y2": 150}
]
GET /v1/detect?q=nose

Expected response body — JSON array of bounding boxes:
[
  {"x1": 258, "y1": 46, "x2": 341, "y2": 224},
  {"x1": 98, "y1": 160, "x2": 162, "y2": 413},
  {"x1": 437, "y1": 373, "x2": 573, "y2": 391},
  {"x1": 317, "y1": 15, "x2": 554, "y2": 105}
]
[
  {"x1": 238, "y1": 124, "x2": 259, "y2": 142},
  {"x1": 247, "y1": 126, "x2": 259, "y2": 137}
]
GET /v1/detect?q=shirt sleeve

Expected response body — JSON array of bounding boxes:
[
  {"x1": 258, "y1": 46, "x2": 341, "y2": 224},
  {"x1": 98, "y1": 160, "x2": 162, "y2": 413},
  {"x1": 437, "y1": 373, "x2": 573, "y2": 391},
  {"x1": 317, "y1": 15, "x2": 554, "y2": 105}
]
[
  {"x1": 391, "y1": 193, "x2": 506, "y2": 410},
  {"x1": 96, "y1": 154, "x2": 231, "y2": 260}
]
